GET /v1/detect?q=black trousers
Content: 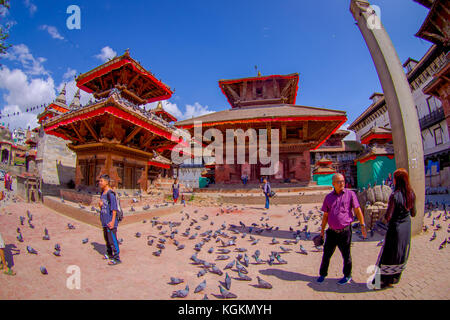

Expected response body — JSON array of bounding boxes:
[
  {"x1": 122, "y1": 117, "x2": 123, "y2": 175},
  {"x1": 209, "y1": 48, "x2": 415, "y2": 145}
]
[
  {"x1": 103, "y1": 227, "x2": 120, "y2": 260},
  {"x1": 319, "y1": 227, "x2": 352, "y2": 278}
]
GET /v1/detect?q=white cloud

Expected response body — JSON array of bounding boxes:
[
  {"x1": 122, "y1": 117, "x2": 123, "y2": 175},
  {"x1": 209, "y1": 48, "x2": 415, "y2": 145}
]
[
  {"x1": 62, "y1": 67, "x2": 77, "y2": 81},
  {"x1": 145, "y1": 100, "x2": 214, "y2": 121},
  {"x1": 1, "y1": 44, "x2": 48, "y2": 76},
  {"x1": 0, "y1": 66, "x2": 55, "y2": 107},
  {"x1": 23, "y1": 0, "x2": 37, "y2": 15},
  {"x1": 95, "y1": 46, "x2": 117, "y2": 62},
  {"x1": 39, "y1": 25, "x2": 64, "y2": 40},
  {"x1": 340, "y1": 123, "x2": 357, "y2": 141}
]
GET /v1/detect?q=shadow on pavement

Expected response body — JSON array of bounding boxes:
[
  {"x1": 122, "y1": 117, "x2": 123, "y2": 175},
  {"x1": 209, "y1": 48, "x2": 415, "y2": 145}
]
[
  {"x1": 259, "y1": 268, "x2": 373, "y2": 293},
  {"x1": 91, "y1": 242, "x2": 107, "y2": 256}
]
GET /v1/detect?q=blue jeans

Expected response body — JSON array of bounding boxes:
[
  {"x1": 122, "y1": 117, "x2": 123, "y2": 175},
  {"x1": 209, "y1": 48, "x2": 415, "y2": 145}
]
[{"x1": 265, "y1": 194, "x2": 270, "y2": 209}]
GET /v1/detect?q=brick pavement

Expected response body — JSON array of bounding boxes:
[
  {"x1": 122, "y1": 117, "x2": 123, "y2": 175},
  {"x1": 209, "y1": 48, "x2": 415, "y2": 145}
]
[{"x1": 0, "y1": 189, "x2": 448, "y2": 300}]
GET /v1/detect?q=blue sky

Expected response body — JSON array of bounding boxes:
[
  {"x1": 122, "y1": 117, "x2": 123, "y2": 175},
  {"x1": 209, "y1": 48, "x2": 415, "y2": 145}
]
[{"x1": 0, "y1": 0, "x2": 432, "y2": 135}]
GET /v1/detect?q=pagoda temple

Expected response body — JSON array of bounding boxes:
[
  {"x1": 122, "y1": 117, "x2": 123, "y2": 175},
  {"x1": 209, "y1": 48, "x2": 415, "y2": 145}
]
[
  {"x1": 42, "y1": 50, "x2": 180, "y2": 191},
  {"x1": 312, "y1": 157, "x2": 337, "y2": 186},
  {"x1": 176, "y1": 73, "x2": 347, "y2": 184}
]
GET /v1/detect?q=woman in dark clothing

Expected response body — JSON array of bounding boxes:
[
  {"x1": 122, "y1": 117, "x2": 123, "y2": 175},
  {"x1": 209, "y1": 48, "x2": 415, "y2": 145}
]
[{"x1": 373, "y1": 168, "x2": 416, "y2": 289}]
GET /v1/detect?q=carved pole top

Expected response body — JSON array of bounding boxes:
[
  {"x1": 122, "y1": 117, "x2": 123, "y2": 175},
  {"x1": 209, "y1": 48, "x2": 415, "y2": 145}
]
[{"x1": 350, "y1": 0, "x2": 371, "y2": 19}]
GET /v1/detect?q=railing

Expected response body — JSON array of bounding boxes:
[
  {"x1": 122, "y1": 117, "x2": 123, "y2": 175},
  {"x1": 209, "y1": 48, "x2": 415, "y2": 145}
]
[{"x1": 419, "y1": 107, "x2": 445, "y2": 130}]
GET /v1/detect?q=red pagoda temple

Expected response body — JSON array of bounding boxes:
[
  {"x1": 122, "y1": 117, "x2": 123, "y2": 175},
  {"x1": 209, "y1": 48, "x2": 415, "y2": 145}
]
[
  {"x1": 42, "y1": 50, "x2": 179, "y2": 191},
  {"x1": 176, "y1": 73, "x2": 347, "y2": 184}
]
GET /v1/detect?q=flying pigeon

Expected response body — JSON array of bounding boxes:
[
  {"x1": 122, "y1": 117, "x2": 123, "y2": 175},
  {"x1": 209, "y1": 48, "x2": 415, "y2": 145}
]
[
  {"x1": 218, "y1": 285, "x2": 237, "y2": 299},
  {"x1": 27, "y1": 246, "x2": 37, "y2": 254},
  {"x1": 256, "y1": 276, "x2": 273, "y2": 289},
  {"x1": 40, "y1": 266, "x2": 48, "y2": 275},
  {"x1": 82, "y1": 238, "x2": 89, "y2": 244},
  {"x1": 171, "y1": 285, "x2": 189, "y2": 298},
  {"x1": 169, "y1": 277, "x2": 184, "y2": 285},
  {"x1": 194, "y1": 280, "x2": 206, "y2": 293}
]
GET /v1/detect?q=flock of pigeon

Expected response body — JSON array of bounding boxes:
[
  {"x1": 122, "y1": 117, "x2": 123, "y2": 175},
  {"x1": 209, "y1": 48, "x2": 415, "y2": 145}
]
[
  {"x1": 4, "y1": 188, "x2": 449, "y2": 299},
  {"x1": 422, "y1": 202, "x2": 449, "y2": 250},
  {"x1": 126, "y1": 204, "x2": 330, "y2": 299}
]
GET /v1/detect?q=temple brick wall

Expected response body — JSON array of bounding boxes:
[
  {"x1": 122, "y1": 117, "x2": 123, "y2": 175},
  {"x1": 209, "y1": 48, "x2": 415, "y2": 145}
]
[{"x1": 36, "y1": 129, "x2": 76, "y2": 194}]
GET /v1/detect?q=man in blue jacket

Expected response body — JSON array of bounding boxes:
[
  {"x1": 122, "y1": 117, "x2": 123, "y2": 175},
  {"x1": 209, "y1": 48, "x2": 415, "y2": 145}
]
[{"x1": 98, "y1": 174, "x2": 121, "y2": 266}]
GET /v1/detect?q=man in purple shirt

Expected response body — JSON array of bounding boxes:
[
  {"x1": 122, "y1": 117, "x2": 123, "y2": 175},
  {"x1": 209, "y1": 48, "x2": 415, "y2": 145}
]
[{"x1": 317, "y1": 173, "x2": 367, "y2": 285}]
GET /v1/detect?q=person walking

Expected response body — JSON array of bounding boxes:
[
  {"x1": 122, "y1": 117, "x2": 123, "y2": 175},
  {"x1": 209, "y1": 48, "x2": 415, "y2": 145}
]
[
  {"x1": 373, "y1": 168, "x2": 416, "y2": 289},
  {"x1": 98, "y1": 174, "x2": 121, "y2": 266},
  {"x1": 172, "y1": 178, "x2": 180, "y2": 204},
  {"x1": 262, "y1": 177, "x2": 271, "y2": 209},
  {"x1": 0, "y1": 231, "x2": 16, "y2": 275},
  {"x1": 317, "y1": 173, "x2": 367, "y2": 285}
]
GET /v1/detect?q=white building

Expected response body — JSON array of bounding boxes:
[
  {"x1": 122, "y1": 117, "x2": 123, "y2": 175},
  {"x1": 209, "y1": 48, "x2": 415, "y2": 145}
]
[{"x1": 349, "y1": 44, "x2": 449, "y2": 188}]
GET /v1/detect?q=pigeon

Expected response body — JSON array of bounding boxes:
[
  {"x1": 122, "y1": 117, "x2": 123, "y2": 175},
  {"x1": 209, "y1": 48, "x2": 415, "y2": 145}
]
[
  {"x1": 67, "y1": 223, "x2": 75, "y2": 230},
  {"x1": 280, "y1": 246, "x2": 292, "y2": 253},
  {"x1": 27, "y1": 211, "x2": 32, "y2": 220},
  {"x1": 210, "y1": 266, "x2": 223, "y2": 276},
  {"x1": 169, "y1": 277, "x2": 184, "y2": 285},
  {"x1": 224, "y1": 272, "x2": 232, "y2": 290},
  {"x1": 197, "y1": 269, "x2": 207, "y2": 277},
  {"x1": 19, "y1": 216, "x2": 24, "y2": 226},
  {"x1": 253, "y1": 255, "x2": 265, "y2": 264},
  {"x1": 299, "y1": 245, "x2": 308, "y2": 255},
  {"x1": 28, "y1": 223, "x2": 35, "y2": 229},
  {"x1": 242, "y1": 254, "x2": 250, "y2": 267},
  {"x1": 256, "y1": 276, "x2": 272, "y2": 289},
  {"x1": 439, "y1": 239, "x2": 446, "y2": 250},
  {"x1": 17, "y1": 233, "x2": 23, "y2": 242},
  {"x1": 40, "y1": 266, "x2": 48, "y2": 275},
  {"x1": 217, "y1": 248, "x2": 231, "y2": 254},
  {"x1": 43, "y1": 228, "x2": 50, "y2": 241},
  {"x1": 235, "y1": 263, "x2": 248, "y2": 274},
  {"x1": 251, "y1": 239, "x2": 260, "y2": 245},
  {"x1": 27, "y1": 246, "x2": 38, "y2": 254},
  {"x1": 194, "y1": 280, "x2": 206, "y2": 293},
  {"x1": 53, "y1": 250, "x2": 61, "y2": 256},
  {"x1": 171, "y1": 285, "x2": 189, "y2": 298},
  {"x1": 208, "y1": 247, "x2": 214, "y2": 254},
  {"x1": 176, "y1": 244, "x2": 185, "y2": 250},
  {"x1": 135, "y1": 232, "x2": 141, "y2": 238},
  {"x1": 430, "y1": 232, "x2": 437, "y2": 241},
  {"x1": 218, "y1": 285, "x2": 237, "y2": 299},
  {"x1": 234, "y1": 247, "x2": 247, "y2": 252},
  {"x1": 147, "y1": 239, "x2": 154, "y2": 246},
  {"x1": 153, "y1": 249, "x2": 162, "y2": 256},
  {"x1": 54, "y1": 244, "x2": 61, "y2": 251},
  {"x1": 224, "y1": 260, "x2": 235, "y2": 270},
  {"x1": 156, "y1": 243, "x2": 165, "y2": 250},
  {"x1": 237, "y1": 269, "x2": 252, "y2": 281},
  {"x1": 275, "y1": 253, "x2": 287, "y2": 264},
  {"x1": 216, "y1": 255, "x2": 230, "y2": 260},
  {"x1": 82, "y1": 238, "x2": 89, "y2": 244}
]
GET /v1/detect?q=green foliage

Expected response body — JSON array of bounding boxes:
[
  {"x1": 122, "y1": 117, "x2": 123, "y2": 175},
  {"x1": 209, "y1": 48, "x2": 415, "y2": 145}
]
[{"x1": 0, "y1": 0, "x2": 12, "y2": 55}]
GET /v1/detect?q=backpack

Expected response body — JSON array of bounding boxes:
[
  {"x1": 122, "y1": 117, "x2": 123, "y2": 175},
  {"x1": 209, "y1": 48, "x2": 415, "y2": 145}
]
[{"x1": 107, "y1": 190, "x2": 123, "y2": 222}]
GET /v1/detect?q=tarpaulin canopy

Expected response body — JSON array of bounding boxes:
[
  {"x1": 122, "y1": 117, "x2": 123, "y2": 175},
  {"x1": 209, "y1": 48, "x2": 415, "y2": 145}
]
[{"x1": 356, "y1": 155, "x2": 396, "y2": 189}]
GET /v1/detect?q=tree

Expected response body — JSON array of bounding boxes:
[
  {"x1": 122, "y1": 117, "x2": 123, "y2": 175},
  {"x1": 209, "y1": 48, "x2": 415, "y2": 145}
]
[{"x1": 0, "y1": 0, "x2": 12, "y2": 55}]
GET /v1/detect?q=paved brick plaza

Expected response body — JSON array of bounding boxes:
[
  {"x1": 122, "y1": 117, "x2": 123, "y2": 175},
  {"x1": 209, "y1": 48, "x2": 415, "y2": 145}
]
[{"x1": 0, "y1": 190, "x2": 448, "y2": 300}]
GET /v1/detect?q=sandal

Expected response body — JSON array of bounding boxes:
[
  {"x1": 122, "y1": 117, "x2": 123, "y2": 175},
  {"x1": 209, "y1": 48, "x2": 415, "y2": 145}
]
[
  {"x1": 108, "y1": 259, "x2": 121, "y2": 266},
  {"x1": 4, "y1": 268, "x2": 16, "y2": 276}
]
